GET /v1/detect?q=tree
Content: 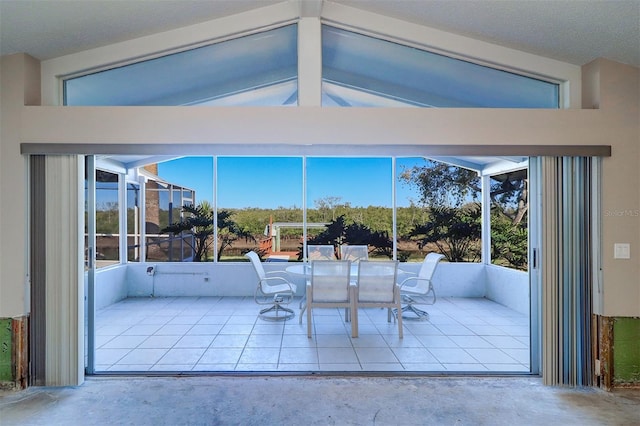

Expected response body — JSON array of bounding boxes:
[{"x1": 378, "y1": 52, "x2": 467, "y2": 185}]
[
  {"x1": 162, "y1": 202, "x2": 214, "y2": 262},
  {"x1": 488, "y1": 170, "x2": 528, "y2": 270},
  {"x1": 490, "y1": 213, "x2": 528, "y2": 269},
  {"x1": 399, "y1": 160, "x2": 528, "y2": 223},
  {"x1": 489, "y1": 170, "x2": 528, "y2": 226},
  {"x1": 216, "y1": 210, "x2": 255, "y2": 261},
  {"x1": 400, "y1": 159, "x2": 528, "y2": 268},
  {"x1": 399, "y1": 160, "x2": 481, "y2": 207},
  {"x1": 303, "y1": 215, "x2": 393, "y2": 259},
  {"x1": 314, "y1": 196, "x2": 343, "y2": 221},
  {"x1": 409, "y1": 204, "x2": 481, "y2": 262},
  {"x1": 162, "y1": 202, "x2": 253, "y2": 262}
]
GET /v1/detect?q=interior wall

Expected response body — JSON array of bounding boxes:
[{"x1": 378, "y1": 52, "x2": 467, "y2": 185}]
[
  {"x1": 583, "y1": 59, "x2": 640, "y2": 316},
  {"x1": 0, "y1": 54, "x2": 38, "y2": 318}
]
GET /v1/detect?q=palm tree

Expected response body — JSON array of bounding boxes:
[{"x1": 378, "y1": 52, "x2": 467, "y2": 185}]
[{"x1": 162, "y1": 201, "x2": 253, "y2": 262}]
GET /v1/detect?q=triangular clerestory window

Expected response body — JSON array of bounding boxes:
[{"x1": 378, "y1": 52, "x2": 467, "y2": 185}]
[
  {"x1": 65, "y1": 23, "x2": 559, "y2": 108},
  {"x1": 64, "y1": 24, "x2": 298, "y2": 106},
  {"x1": 321, "y1": 25, "x2": 559, "y2": 108}
]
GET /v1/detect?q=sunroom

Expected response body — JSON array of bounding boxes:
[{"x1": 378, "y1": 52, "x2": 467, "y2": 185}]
[{"x1": 86, "y1": 150, "x2": 531, "y2": 373}]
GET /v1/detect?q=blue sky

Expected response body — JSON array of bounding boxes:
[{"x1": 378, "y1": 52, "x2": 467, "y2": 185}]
[{"x1": 157, "y1": 156, "x2": 426, "y2": 209}]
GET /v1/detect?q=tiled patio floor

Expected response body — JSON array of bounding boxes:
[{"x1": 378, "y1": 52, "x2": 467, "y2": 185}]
[{"x1": 94, "y1": 296, "x2": 530, "y2": 373}]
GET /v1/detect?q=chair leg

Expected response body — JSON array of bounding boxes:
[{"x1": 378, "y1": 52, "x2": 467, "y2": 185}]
[
  {"x1": 259, "y1": 301, "x2": 294, "y2": 321},
  {"x1": 401, "y1": 303, "x2": 429, "y2": 320},
  {"x1": 306, "y1": 286, "x2": 313, "y2": 338},
  {"x1": 351, "y1": 301, "x2": 358, "y2": 338},
  {"x1": 400, "y1": 294, "x2": 430, "y2": 320},
  {"x1": 299, "y1": 296, "x2": 306, "y2": 324},
  {"x1": 396, "y1": 302, "x2": 403, "y2": 338},
  {"x1": 350, "y1": 285, "x2": 358, "y2": 338}
]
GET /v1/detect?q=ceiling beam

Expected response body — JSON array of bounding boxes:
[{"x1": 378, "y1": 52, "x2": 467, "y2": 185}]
[
  {"x1": 298, "y1": 0, "x2": 323, "y2": 18},
  {"x1": 22, "y1": 143, "x2": 611, "y2": 158}
]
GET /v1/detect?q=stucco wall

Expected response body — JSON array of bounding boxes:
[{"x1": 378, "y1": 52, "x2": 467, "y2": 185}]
[
  {"x1": 589, "y1": 60, "x2": 640, "y2": 317},
  {"x1": 87, "y1": 266, "x2": 129, "y2": 310},
  {"x1": 120, "y1": 262, "x2": 488, "y2": 299},
  {"x1": 0, "y1": 54, "x2": 32, "y2": 317},
  {"x1": 485, "y1": 265, "x2": 529, "y2": 315},
  {"x1": 94, "y1": 262, "x2": 524, "y2": 312}
]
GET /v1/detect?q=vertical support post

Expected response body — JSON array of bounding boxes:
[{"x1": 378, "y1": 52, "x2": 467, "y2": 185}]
[
  {"x1": 297, "y1": 17, "x2": 322, "y2": 106},
  {"x1": 86, "y1": 155, "x2": 96, "y2": 375},
  {"x1": 139, "y1": 175, "x2": 147, "y2": 262},
  {"x1": 529, "y1": 157, "x2": 542, "y2": 376},
  {"x1": 392, "y1": 157, "x2": 397, "y2": 260},
  {"x1": 481, "y1": 173, "x2": 491, "y2": 265},
  {"x1": 302, "y1": 156, "x2": 308, "y2": 261},
  {"x1": 213, "y1": 157, "x2": 218, "y2": 262},
  {"x1": 119, "y1": 171, "x2": 127, "y2": 264}
]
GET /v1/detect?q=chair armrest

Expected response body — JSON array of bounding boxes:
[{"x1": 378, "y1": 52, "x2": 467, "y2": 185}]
[
  {"x1": 261, "y1": 276, "x2": 296, "y2": 292},
  {"x1": 349, "y1": 282, "x2": 358, "y2": 301},
  {"x1": 265, "y1": 270, "x2": 289, "y2": 278},
  {"x1": 398, "y1": 276, "x2": 429, "y2": 290},
  {"x1": 393, "y1": 283, "x2": 402, "y2": 300},
  {"x1": 397, "y1": 271, "x2": 416, "y2": 282},
  {"x1": 306, "y1": 281, "x2": 312, "y2": 300}
]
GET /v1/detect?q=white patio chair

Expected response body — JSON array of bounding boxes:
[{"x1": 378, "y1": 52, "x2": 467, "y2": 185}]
[
  {"x1": 306, "y1": 260, "x2": 356, "y2": 338},
  {"x1": 398, "y1": 252, "x2": 444, "y2": 320},
  {"x1": 339, "y1": 244, "x2": 368, "y2": 262},
  {"x1": 307, "y1": 244, "x2": 337, "y2": 261},
  {"x1": 298, "y1": 245, "x2": 336, "y2": 324},
  {"x1": 355, "y1": 260, "x2": 402, "y2": 338},
  {"x1": 245, "y1": 251, "x2": 296, "y2": 321}
]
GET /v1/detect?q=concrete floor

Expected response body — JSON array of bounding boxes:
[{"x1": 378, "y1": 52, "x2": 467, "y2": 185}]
[{"x1": 1, "y1": 376, "x2": 639, "y2": 425}]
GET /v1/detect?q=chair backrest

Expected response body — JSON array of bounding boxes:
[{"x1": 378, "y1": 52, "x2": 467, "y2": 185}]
[
  {"x1": 307, "y1": 245, "x2": 336, "y2": 261},
  {"x1": 340, "y1": 245, "x2": 368, "y2": 262},
  {"x1": 357, "y1": 260, "x2": 398, "y2": 303},
  {"x1": 245, "y1": 251, "x2": 266, "y2": 281},
  {"x1": 418, "y1": 253, "x2": 445, "y2": 281},
  {"x1": 311, "y1": 260, "x2": 351, "y2": 302},
  {"x1": 265, "y1": 254, "x2": 290, "y2": 262}
]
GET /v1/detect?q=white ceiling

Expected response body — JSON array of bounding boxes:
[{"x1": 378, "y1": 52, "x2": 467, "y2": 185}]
[{"x1": 1, "y1": 0, "x2": 639, "y2": 67}]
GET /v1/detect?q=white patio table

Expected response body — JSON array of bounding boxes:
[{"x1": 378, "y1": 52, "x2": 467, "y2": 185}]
[
  {"x1": 285, "y1": 262, "x2": 408, "y2": 325},
  {"x1": 285, "y1": 263, "x2": 358, "y2": 280},
  {"x1": 285, "y1": 262, "x2": 409, "y2": 281}
]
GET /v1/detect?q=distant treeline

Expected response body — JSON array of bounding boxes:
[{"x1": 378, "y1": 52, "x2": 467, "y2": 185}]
[
  {"x1": 99, "y1": 204, "x2": 430, "y2": 238},
  {"x1": 227, "y1": 205, "x2": 431, "y2": 239}
]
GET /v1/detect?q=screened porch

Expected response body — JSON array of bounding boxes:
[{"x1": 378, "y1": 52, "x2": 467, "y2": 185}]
[{"x1": 90, "y1": 259, "x2": 530, "y2": 373}]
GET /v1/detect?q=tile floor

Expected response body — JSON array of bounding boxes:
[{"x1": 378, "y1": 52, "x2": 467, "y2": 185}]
[{"x1": 94, "y1": 296, "x2": 530, "y2": 373}]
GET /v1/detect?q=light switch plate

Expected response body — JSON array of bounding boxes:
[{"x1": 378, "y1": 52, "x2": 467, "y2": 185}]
[{"x1": 614, "y1": 243, "x2": 630, "y2": 259}]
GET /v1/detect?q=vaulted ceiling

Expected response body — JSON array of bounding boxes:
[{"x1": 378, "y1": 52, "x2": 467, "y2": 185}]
[
  {"x1": 1, "y1": 0, "x2": 639, "y2": 67},
  {"x1": 4, "y1": 0, "x2": 633, "y2": 174}
]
